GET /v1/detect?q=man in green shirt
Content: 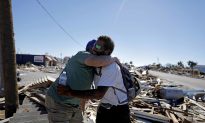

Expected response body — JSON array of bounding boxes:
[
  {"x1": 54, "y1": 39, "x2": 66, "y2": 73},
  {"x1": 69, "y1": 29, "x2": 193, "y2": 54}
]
[{"x1": 45, "y1": 36, "x2": 117, "y2": 123}]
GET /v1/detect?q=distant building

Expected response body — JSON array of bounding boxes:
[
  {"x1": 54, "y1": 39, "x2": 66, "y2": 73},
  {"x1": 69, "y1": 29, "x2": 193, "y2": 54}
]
[
  {"x1": 194, "y1": 65, "x2": 205, "y2": 74},
  {"x1": 16, "y1": 54, "x2": 57, "y2": 66},
  {"x1": 45, "y1": 55, "x2": 57, "y2": 66}
]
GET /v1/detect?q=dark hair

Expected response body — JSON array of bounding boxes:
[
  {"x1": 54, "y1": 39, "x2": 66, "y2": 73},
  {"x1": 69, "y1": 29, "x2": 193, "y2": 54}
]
[{"x1": 97, "y1": 35, "x2": 114, "y2": 55}]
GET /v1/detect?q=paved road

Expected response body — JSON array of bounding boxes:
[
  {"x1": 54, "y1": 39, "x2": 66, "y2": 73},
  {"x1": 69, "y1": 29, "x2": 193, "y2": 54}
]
[{"x1": 149, "y1": 70, "x2": 205, "y2": 90}]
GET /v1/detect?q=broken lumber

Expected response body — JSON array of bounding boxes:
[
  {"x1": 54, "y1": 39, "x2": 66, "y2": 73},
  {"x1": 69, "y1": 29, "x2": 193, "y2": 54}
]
[
  {"x1": 186, "y1": 97, "x2": 205, "y2": 111},
  {"x1": 130, "y1": 109, "x2": 170, "y2": 123},
  {"x1": 169, "y1": 112, "x2": 179, "y2": 123},
  {"x1": 24, "y1": 92, "x2": 45, "y2": 106}
]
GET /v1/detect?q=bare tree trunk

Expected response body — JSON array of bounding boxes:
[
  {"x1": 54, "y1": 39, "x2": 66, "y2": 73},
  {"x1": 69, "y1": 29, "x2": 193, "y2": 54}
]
[{"x1": 0, "y1": 0, "x2": 19, "y2": 118}]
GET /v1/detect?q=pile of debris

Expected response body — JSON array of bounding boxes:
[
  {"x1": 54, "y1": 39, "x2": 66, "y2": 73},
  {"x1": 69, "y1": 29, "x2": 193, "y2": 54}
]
[
  {"x1": 83, "y1": 68, "x2": 205, "y2": 123},
  {"x1": 0, "y1": 65, "x2": 205, "y2": 123},
  {"x1": 130, "y1": 69, "x2": 205, "y2": 123}
]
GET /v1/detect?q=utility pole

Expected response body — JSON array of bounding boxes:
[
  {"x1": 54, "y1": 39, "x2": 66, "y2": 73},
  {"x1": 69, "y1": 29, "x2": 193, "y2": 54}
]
[
  {"x1": 0, "y1": 0, "x2": 19, "y2": 118},
  {"x1": 156, "y1": 57, "x2": 160, "y2": 65},
  {"x1": 0, "y1": 49, "x2": 3, "y2": 97},
  {"x1": 60, "y1": 52, "x2": 62, "y2": 63}
]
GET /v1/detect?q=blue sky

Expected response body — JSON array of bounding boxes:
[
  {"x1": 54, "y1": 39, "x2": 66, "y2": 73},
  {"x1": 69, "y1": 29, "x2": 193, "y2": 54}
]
[{"x1": 12, "y1": 0, "x2": 205, "y2": 66}]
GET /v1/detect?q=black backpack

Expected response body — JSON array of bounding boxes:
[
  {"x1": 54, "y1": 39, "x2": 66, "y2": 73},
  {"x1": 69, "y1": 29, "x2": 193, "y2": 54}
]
[{"x1": 114, "y1": 64, "x2": 141, "y2": 103}]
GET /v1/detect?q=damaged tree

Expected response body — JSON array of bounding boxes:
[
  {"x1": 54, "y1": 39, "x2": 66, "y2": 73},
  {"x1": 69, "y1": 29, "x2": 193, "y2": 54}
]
[{"x1": 0, "y1": 0, "x2": 19, "y2": 118}]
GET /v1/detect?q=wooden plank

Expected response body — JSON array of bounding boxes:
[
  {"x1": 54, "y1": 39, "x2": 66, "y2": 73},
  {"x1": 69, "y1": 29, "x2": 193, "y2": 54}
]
[
  {"x1": 165, "y1": 110, "x2": 171, "y2": 119},
  {"x1": 131, "y1": 107, "x2": 152, "y2": 112},
  {"x1": 170, "y1": 113, "x2": 179, "y2": 123},
  {"x1": 164, "y1": 107, "x2": 191, "y2": 115},
  {"x1": 150, "y1": 107, "x2": 154, "y2": 114},
  {"x1": 187, "y1": 98, "x2": 205, "y2": 111},
  {"x1": 33, "y1": 93, "x2": 45, "y2": 102},
  {"x1": 25, "y1": 92, "x2": 45, "y2": 106},
  {"x1": 174, "y1": 112, "x2": 193, "y2": 123},
  {"x1": 0, "y1": 117, "x2": 12, "y2": 123},
  {"x1": 130, "y1": 109, "x2": 170, "y2": 123},
  {"x1": 182, "y1": 104, "x2": 187, "y2": 111}
]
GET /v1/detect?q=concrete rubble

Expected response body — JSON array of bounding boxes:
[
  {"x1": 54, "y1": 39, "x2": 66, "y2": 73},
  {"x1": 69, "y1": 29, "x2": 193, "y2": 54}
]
[{"x1": 0, "y1": 64, "x2": 205, "y2": 123}]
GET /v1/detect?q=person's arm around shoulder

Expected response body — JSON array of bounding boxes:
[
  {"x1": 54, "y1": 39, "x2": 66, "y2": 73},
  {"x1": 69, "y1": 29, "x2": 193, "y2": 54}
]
[
  {"x1": 84, "y1": 54, "x2": 119, "y2": 67},
  {"x1": 57, "y1": 85, "x2": 108, "y2": 100}
]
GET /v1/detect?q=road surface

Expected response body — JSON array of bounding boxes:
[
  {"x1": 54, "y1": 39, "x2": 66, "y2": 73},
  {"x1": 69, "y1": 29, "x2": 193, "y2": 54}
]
[{"x1": 149, "y1": 70, "x2": 205, "y2": 90}]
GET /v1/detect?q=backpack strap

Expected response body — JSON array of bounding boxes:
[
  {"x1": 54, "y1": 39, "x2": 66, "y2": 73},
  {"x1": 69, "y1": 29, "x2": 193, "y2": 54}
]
[
  {"x1": 95, "y1": 67, "x2": 102, "y2": 76},
  {"x1": 112, "y1": 87, "x2": 128, "y2": 104},
  {"x1": 113, "y1": 87, "x2": 121, "y2": 104}
]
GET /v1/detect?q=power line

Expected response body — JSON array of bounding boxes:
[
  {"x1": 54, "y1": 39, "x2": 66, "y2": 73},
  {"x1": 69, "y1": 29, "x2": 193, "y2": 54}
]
[{"x1": 35, "y1": 0, "x2": 83, "y2": 47}]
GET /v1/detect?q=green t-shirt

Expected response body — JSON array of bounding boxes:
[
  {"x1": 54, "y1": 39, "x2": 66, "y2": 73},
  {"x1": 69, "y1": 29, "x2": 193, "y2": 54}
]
[{"x1": 47, "y1": 51, "x2": 95, "y2": 105}]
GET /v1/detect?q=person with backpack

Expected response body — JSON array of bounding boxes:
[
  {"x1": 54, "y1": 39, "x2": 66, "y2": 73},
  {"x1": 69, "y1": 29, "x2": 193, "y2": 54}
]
[
  {"x1": 57, "y1": 37, "x2": 132, "y2": 123},
  {"x1": 45, "y1": 36, "x2": 118, "y2": 123}
]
